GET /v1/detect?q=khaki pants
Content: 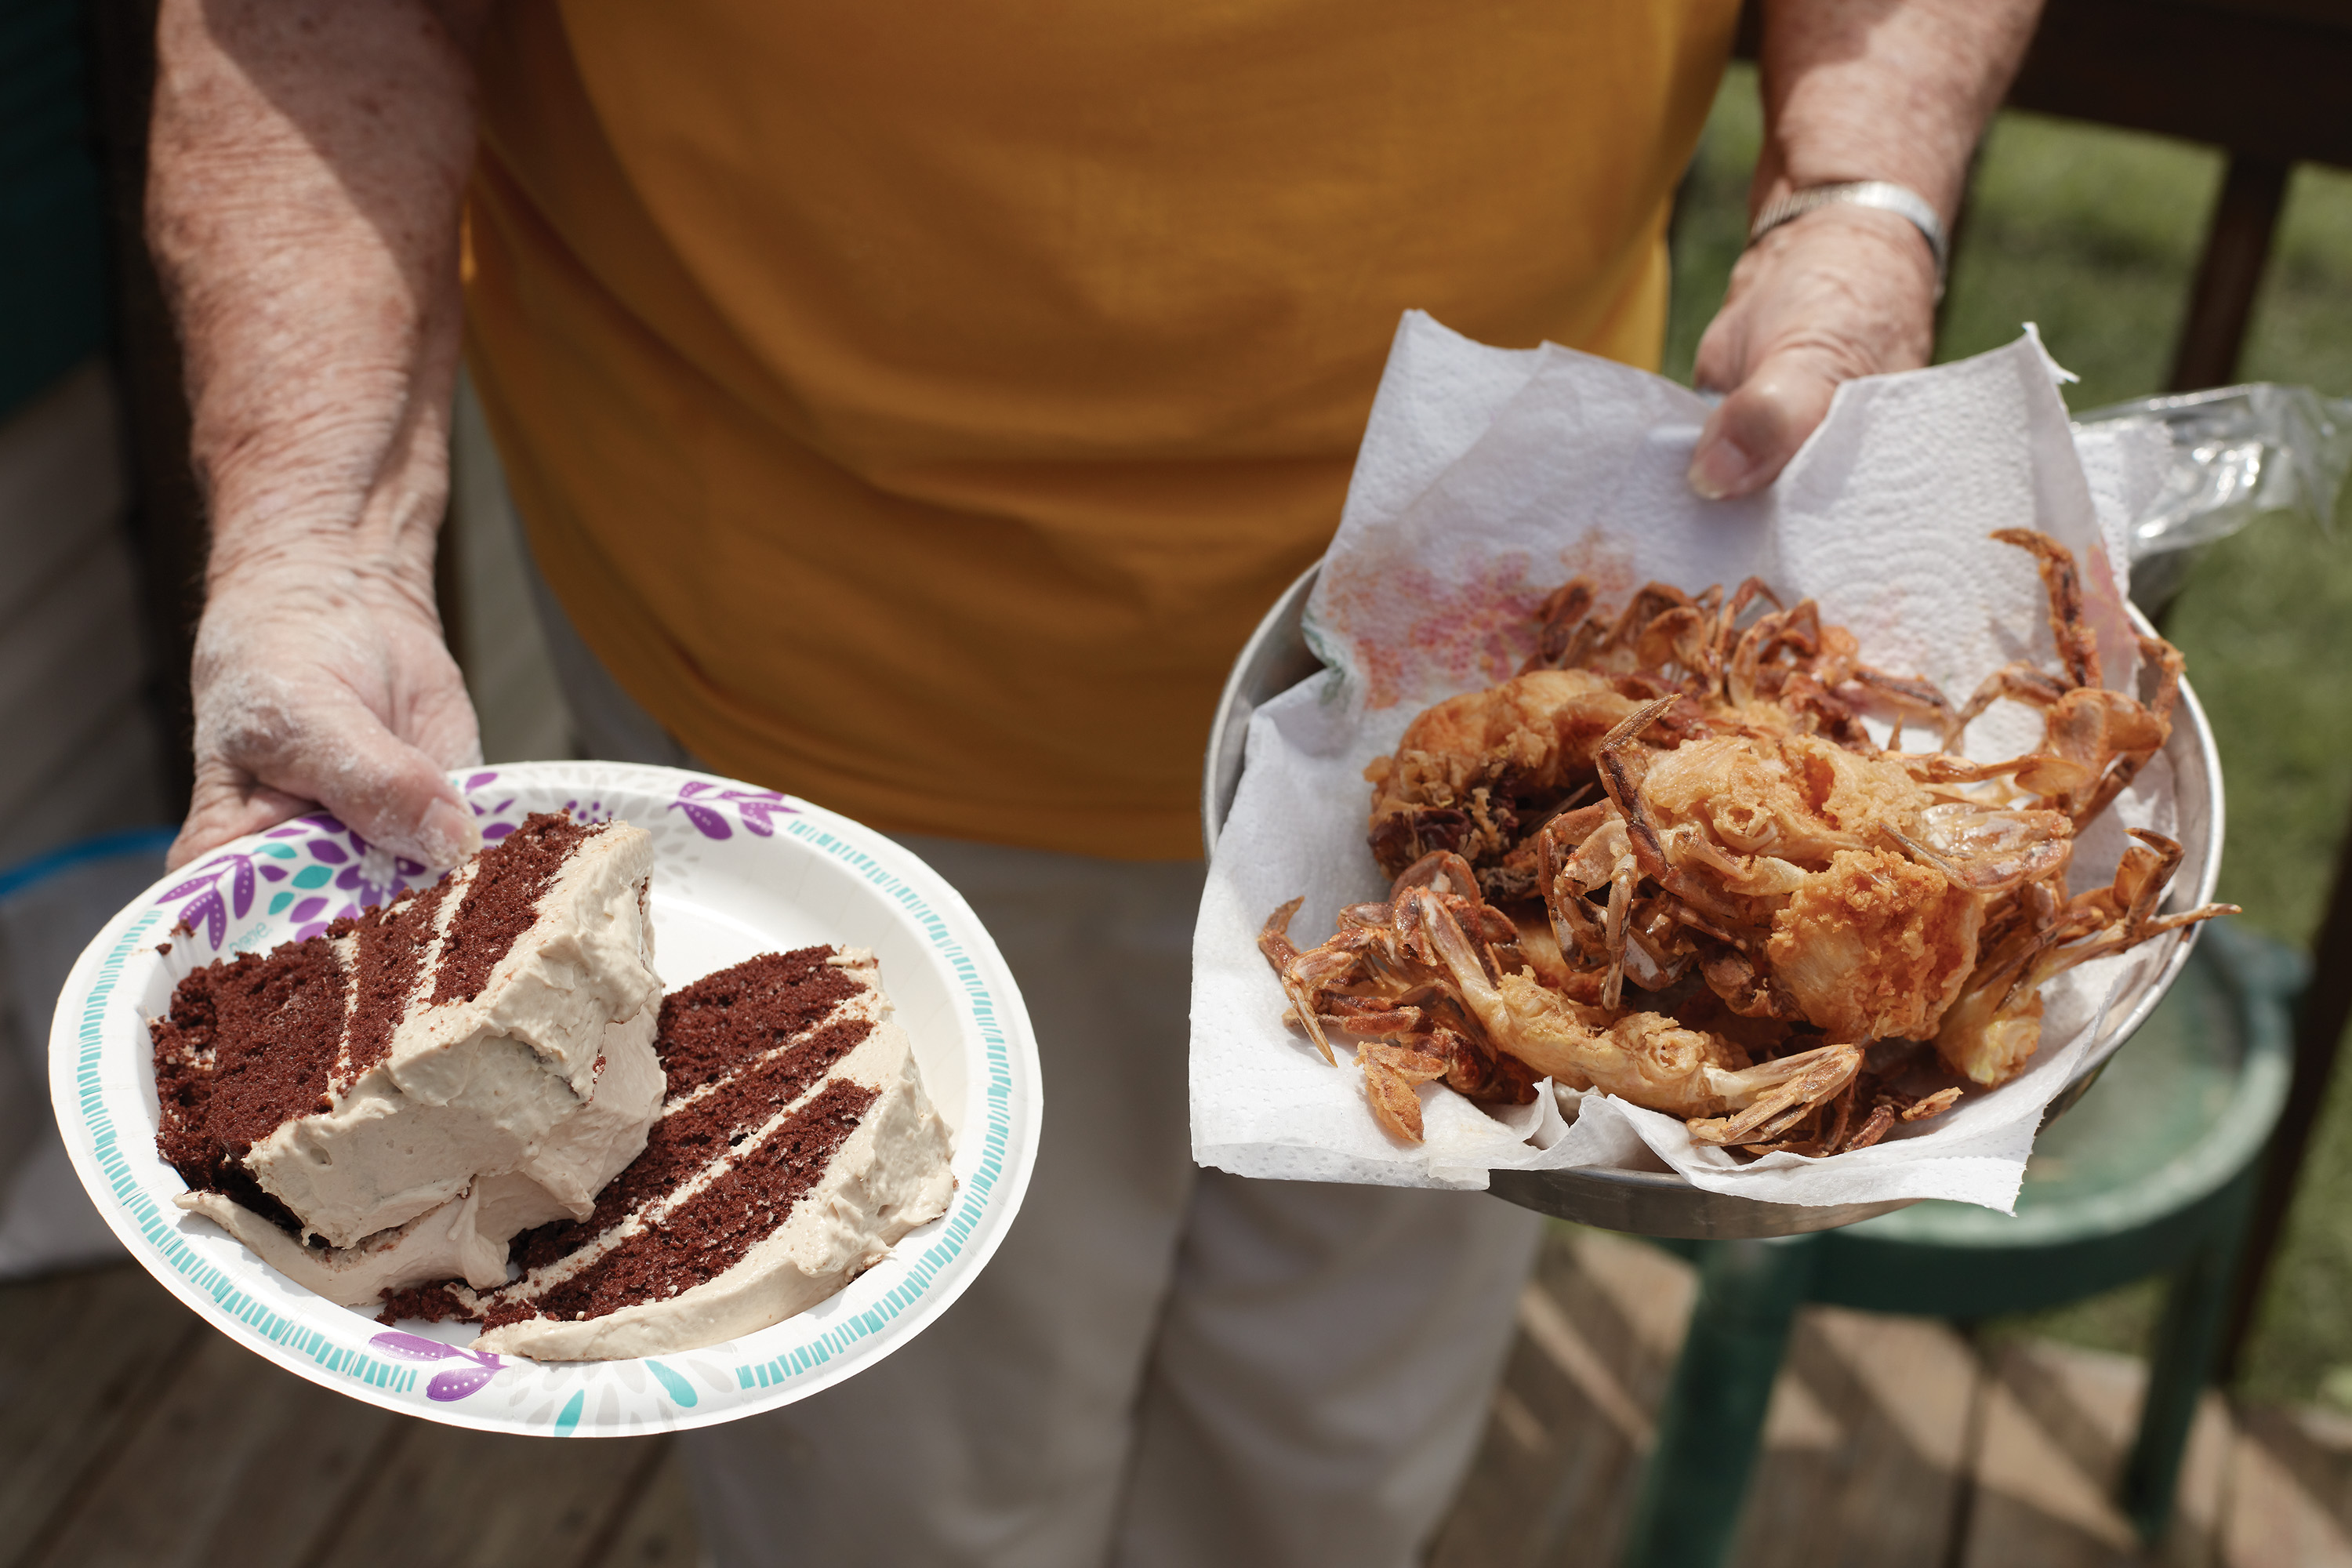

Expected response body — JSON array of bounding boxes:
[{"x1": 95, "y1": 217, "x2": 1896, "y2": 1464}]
[{"x1": 528, "y1": 556, "x2": 1541, "y2": 1567}]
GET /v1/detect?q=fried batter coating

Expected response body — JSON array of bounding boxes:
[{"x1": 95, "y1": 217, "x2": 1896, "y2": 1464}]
[
  {"x1": 1766, "y1": 848, "x2": 1982, "y2": 1044},
  {"x1": 1265, "y1": 532, "x2": 2234, "y2": 1152}
]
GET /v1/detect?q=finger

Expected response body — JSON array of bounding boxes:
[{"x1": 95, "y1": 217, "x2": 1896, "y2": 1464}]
[
  {"x1": 386, "y1": 623, "x2": 487, "y2": 771},
  {"x1": 1687, "y1": 349, "x2": 1846, "y2": 500},
  {"x1": 211, "y1": 686, "x2": 483, "y2": 869},
  {"x1": 169, "y1": 766, "x2": 314, "y2": 869},
  {"x1": 278, "y1": 696, "x2": 483, "y2": 867}
]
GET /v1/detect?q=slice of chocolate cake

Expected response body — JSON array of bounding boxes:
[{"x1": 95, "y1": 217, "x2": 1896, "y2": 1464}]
[
  {"x1": 454, "y1": 946, "x2": 955, "y2": 1360},
  {"x1": 152, "y1": 812, "x2": 665, "y2": 1305}
]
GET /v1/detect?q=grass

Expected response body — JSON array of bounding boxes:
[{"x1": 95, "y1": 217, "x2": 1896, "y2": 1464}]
[{"x1": 1666, "y1": 66, "x2": 2352, "y2": 1409}]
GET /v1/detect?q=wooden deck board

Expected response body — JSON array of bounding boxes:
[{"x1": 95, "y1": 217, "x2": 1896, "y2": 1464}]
[
  {"x1": 2223, "y1": 1406, "x2": 2352, "y2": 1568},
  {"x1": 11, "y1": 1242, "x2": 2352, "y2": 1564},
  {"x1": 1963, "y1": 1339, "x2": 2156, "y2": 1568},
  {"x1": 0, "y1": 1266, "x2": 201, "y2": 1564},
  {"x1": 1428, "y1": 1231, "x2": 1692, "y2": 1568},
  {"x1": 1736, "y1": 1308, "x2": 1976, "y2": 1568},
  {"x1": 27, "y1": 1328, "x2": 397, "y2": 1568},
  {"x1": 1947, "y1": 1339, "x2": 2238, "y2": 1568},
  {"x1": 586, "y1": 1450, "x2": 701, "y2": 1568},
  {"x1": 1432, "y1": 1230, "x2": 2352, "y2": 1568},
  {"x1": 306, "y1": 1421, "x2": 667, "y2": 1568}
]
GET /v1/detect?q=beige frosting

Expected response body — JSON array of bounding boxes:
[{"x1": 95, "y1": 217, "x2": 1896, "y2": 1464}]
[
  {"x1": 180, "y1": 1188, "x2": 509, "y2": 1305},
  {"x1": 472, "y1": 971, "x2": 955, "y2": 1361},
  {"x1": 244, "y1": 823, "x2": 662, "y2": 1248},
  {"x1": 174, "y1": 1007, "x2": 666, "y2": 1306}
]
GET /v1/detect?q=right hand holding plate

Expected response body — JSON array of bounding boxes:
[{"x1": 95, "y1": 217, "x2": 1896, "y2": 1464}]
[{"x1": 172, "y1": 552, "x2": 484, "y2": 872}]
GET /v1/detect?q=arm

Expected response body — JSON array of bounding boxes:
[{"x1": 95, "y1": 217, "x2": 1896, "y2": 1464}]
[
  {"x1": 1686, "y1": 0, "x2": 2042, "y2": 499},
  {"x1": 151, "y1": 0, "x2": 491, "y2": 868}
]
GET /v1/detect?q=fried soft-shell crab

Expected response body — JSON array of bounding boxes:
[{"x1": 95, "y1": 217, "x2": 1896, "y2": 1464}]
[{"x1": 1261, "y1": 530, "x2": 2234, "y2": 1152}]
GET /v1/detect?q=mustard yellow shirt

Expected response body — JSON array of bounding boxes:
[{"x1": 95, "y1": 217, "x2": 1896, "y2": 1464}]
[{"x1": 464, "y1": 0, "x2": 1738, "y2": 858}]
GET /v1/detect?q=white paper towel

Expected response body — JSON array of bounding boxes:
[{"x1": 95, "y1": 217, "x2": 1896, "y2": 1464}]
[{"x1": 1189, "y1": 313, "x2": 2190, "y2": 1212}]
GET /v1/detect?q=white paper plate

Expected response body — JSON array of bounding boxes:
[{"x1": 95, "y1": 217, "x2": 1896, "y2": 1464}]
[{"x1": 49, "y1": 762, "x2": 1041, "y2": 1437}]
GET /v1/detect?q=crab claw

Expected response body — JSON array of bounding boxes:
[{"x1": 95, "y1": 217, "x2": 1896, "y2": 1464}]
[
  {"x1": 1389, "y1": 849, "x2": 1483, "y2": 902},
  {"x1": 1259, "y1": 898, "x2": 1337, "y2": 1065},
  {"x1": 1594, "y1": 696, "x2": 1684, "y2": 890},
  {"x1": 1358, "y1": 1042, "x2": 1450, "y2": 1142},
  {"x1": 1686, "y1": 1043, "x2": 1865, "y2": 1146},
  {"x1": 1992, "y1": 528, "x2": 2103, "y2": 689},
  {"x1": 1258, "y1": 896, "x2": 1305, "y2": 968}
]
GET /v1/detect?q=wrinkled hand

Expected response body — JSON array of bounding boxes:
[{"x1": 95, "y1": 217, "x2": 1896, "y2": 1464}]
[
  {"x1": 171, "y1": 554, "x2": 485, "y2": 870},
  {"x1": 1686, "y1": 206, "x2": 1940, "y2": 499}
]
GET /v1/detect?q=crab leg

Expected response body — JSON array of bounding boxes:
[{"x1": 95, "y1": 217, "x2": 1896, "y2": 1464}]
[
  {"x1": 1993, "y1": 528, "x2": 2103, "y2": 691},
  {"x1": 1901, "y1": 750, "x2": 2049, "y2": 786},
  {"x1": 1538, "y1": 821, "x2": 1608, "y2": 967},
  {"x1": 2067, "y1": 637, "x2": 2187, "y2": 826},
  {"x1": 1944, "y1": 662, "x2": 2072, "y2": 750},
  {"x1": 1389, "y1": 848, "x2": 1483, "y2": 902},
  {"x1": 1881, "y1": 821, "x2": 2071, "y2": 895},
  {"x1": 2031, "y1": 837, "x2": 2234, "y2": 980},
  {"x1": 1936, "y1": 829, "x2": 2237, "y2": 1084},
  {"x1": 1519, "y1": 578, "x2": 1601, "y2": 673},
  {"x1": 1605, "y1": 583, "x2": 1697, "y2": 652},
  {"x1": 1309, "y1": 1005, "x2": 1425, "y2": 1039},
  {"x1": 1849, "y1": 667, "x2": 1955, "y2": 727},
  {"x1": 1602, "y1": 851, "x2": 1637, "y2": 1010},
  {"x1": 1258, "y1": 898, "x2": 1337, "y2": 1065},
  {"x1": 1685, "y1": 1043, "x2": 1866, "y2": 1146},
  {"x1": 1358, "y1": 1042, "x2": 1450, "y2": 1142},
  {"x1": 1593, "y1": 696, "x2": 1682, "y2": 883},
  {"x1": 1633, "y1": 604, "x2": 1714, "y2": 681},
  {"x1": 1726, "y1": 601, "x2": 1824, "y2": 706},
  {"x1": 1416, "y1": 891, "x2": 1817, "y2": 1119},
  {"x1": 1708, "y1": 576, "x2": 1784, "y2": 692}
]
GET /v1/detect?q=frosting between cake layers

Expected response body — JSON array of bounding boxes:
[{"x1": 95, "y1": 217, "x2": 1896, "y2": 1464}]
[
  {"x1": 468, "y1": 952, "x2": 956, "y2": 1360},
  {"x1": 241, "y1": 819, "x2": 662, "y2": 1247},
  {"x1": 173, "y1": 1007, "x2": 668, "y2": 1305},
  {"x1": 154, "y1": 814, "x2": 669, "y2": 1298},
  {"x1": 179, "y1": 1182, "x2": 510, "y2": 1304}
]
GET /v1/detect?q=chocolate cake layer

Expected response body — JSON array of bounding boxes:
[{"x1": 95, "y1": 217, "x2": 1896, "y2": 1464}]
[
  {"x1": 485, "y1": 1078, "x2": 879, "y2": 1327},
  {"x1": 153, "y1": 936, "x2": 350, "y2": 1232},
  {"x1": 512, "y1": 1007, "x2": 874, "y2": 1276},
  {"x1": 338, "y1": 880, "x2": 452, "y2": 1088},
  {"x1": 241, "y1": 815, "x2": 662, "y2": 1247},
  {"x1": 430, "y1": 813, "x2": 590, "y2": 1005},
  {"x1": 463, "y1": 948, "x2": 956, "y2": 1361},
  {"x1": 154, "y1": 813, "x2": 667, "y2": 1303},
  {"x1": 656, "y1": 946, "x2": 864, "y2": 1098}
]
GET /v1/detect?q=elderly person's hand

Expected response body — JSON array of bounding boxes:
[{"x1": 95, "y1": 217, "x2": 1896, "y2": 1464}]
[
  {"x1": 154, "y1": 0, "x2": 490, "y2": 870},
  {"x1": 178, "y1": 557, "x2": 481, "y2": 871},
  {"x1": 1686, "y1": 0, "x2": 2042, "y2": 499},
  {"x1": 1687, "y1": 205, "x2": 1938, "y2": 497}
]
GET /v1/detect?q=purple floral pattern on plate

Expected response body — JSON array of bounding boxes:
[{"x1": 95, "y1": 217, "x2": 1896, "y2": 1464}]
[
  {"x1": 369, "y1": 1331, "x2": 506, "y2": 1402},
  {"x1": 669, "y1": 779, "x2": 795, "y2": 840},
  {"x1": 147, "y1": 770, "x2": 654, "y2": 952},
  {"x1": 154, "y1": 772, "x2": 545, "y2": 951},
  {"x1": 464, "y1": 771, "x2": 524, "y2": 841},
  {"x1": 80, "y1": 759, "x2": 1025, "y2": 1436},
  {"x1": 155, "y1": 815, "x2": 430, "y2": 949}
]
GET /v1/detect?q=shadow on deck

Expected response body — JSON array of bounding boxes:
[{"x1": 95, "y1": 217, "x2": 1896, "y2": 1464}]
[
  {"x1": 4, "y1": 1230, "x2": 2348, "y2": 1565},
  {"x1": 1435, "y1": 1230, "x2": 2352, "y2": 1568},
  {"x1": 0, "y1": 1265, "x2": 693, "y2": 1567}
]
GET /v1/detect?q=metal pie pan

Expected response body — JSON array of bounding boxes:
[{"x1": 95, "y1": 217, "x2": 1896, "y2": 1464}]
[{"x1": 1202, "y1": 563, "x2": 2223, "y2": 1240}]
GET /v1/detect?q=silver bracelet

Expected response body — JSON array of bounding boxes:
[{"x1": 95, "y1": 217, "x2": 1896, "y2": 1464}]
[{"x1": 1748, "y1": 180, "x2": 1950, "y2": 285}]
